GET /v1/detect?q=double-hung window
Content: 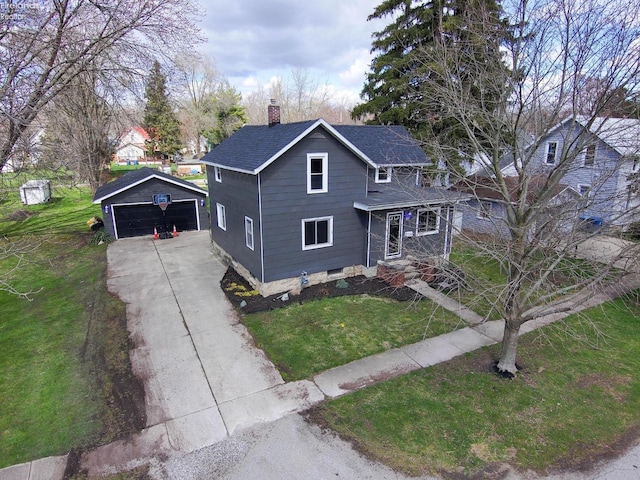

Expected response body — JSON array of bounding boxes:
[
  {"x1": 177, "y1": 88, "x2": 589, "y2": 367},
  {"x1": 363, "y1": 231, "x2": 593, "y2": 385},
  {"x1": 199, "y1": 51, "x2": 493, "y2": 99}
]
[
  {"x1": 244, "y1": 216, "x2": 254, "y2": 250},
  {"x1": 214, "y1": 166, "x2": 222, "y2": 182},
  {"x1": 307, "y1": 153, "x2": 328, "y2": 193},
  {"x1": 376, "y1": 167, "x2": 392, "y2": 183},
  {"x1": 545, "y1": 142, "x2": 558, "y2": 164},
  {"x1": 302, "y1": 216, "x2": 333, "y2": 250},
  {"x1": 216, "y1": 203, "x2": 226, "y2": 230},
  {"x1": 584, "y1": 144, "x2": 596, "y2": 166},
  {"x1": 416, "y1": 208, "x2": 440, "y2": 235}
]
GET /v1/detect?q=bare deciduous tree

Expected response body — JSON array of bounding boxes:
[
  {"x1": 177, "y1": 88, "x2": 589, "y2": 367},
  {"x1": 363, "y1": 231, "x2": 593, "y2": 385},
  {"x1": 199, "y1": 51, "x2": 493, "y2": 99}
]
[
  {"x1": 401, "y1": 0, "x2": 640, "y2": 374},
  {"x1": 0, "y1": 0, "x2": 202, "y2": 172},
  {"x1": 242, "y1": 68, "x2": 358, "y2": 125}
]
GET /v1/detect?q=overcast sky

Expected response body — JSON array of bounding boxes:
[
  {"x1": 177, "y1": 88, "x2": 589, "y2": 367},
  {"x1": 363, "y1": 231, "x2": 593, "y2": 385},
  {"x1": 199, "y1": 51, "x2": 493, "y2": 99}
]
[{"x1": 198, "y1": 0, "x2": 386, "y2": 105}]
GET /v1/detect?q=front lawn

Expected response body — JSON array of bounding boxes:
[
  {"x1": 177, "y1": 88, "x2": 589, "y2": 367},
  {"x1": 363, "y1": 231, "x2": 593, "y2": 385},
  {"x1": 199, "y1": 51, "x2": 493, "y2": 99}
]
[
  {"x1": 312, "y1": 295, "x2": 640, "y2": 477},
  {"x1": 243, "y1": 294, "x2": 464, "y2": 381}
]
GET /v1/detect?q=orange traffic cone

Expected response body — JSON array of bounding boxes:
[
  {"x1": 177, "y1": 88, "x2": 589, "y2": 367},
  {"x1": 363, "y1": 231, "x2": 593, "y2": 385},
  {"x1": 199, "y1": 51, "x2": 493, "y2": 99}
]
[
  {"x1": 172, "y1": 225, "x2": 178, "y2": 237},
  {"x1": 153, "y1": 227, "x2": 159, "y2": 240}
]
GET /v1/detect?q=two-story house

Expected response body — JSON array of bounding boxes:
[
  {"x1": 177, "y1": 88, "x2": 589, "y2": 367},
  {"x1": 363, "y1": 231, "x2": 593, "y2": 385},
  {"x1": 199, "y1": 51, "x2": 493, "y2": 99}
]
[
  {"x1": 113, "y1": 127, "x2": 151, "y2": 165},
  {"x1": 201, "y1": 107, "x2": 467, "y2": 296},
  {"x1": 454, "y1": 117, "x2": 640, "y2": 236}
]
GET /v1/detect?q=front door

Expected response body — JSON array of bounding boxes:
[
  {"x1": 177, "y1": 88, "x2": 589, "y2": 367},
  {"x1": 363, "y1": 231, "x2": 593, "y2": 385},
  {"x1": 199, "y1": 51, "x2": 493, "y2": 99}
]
[{"x1": 385, "y1": 211, "x2": 403, "y2": 259}]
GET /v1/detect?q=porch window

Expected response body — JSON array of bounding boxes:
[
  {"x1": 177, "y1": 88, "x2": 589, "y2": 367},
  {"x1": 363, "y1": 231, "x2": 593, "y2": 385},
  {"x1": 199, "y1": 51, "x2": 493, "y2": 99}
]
[
  {"x1": 375, "y1": 167, "x2": 392, "y2": 183},
  {"x1": 416, "y1": 207, "x2": 440, "y2": 235},
  {"x1": 545, "y1": 142, "x2": 558, "y2": 164},
  {"x1": 216, "y1": 203, "x2": 226, "y2": 230},
  {"x1": 307, "y1": 153, "x2": 328, "y2": 193},
  {"x1": 302, "y1": 216, "x2": 333, "y2": 250},
  {"x1": 244, "y1": 216, "x2": 254, "y2": 250}
]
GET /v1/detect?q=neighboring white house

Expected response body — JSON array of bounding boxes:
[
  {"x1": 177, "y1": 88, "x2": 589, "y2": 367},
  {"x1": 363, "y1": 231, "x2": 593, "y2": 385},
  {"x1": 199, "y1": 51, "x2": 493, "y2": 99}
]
[
  {"x1": 113, "y1": 127, "x2": 153, "y2": 165},
  {"x1": 1, "y1": 128, "x2": 45, "y2": 173}
]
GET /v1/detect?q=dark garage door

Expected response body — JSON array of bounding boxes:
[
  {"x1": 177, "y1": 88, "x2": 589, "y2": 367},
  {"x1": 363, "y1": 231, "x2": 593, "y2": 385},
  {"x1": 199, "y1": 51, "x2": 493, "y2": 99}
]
[{"x1": 114, "y1": 201, "x2": 198, "y2": 238}]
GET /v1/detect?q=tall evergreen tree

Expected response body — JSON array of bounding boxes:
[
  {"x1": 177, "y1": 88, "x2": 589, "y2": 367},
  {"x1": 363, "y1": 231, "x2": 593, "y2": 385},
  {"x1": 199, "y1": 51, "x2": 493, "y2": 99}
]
[
  {"x1": 353, "y1": 0, "x2": 511, "y2": 167},
  {"x1": 143, "y1": 61, "x2": 183, "y2": 160},
  {"x1": 202, "y1": 82, "x2": 247, "y2": 149}
]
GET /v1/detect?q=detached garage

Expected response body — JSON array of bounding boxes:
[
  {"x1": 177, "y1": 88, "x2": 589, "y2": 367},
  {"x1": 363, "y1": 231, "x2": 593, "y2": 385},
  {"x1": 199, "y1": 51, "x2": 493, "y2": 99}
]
[{"x1": 93, "y1": 167, "x2": 209, "y2": 239}]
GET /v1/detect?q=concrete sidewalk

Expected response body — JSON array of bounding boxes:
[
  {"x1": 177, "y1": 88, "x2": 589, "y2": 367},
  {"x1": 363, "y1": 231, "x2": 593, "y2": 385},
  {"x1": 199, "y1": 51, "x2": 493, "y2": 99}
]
[{"x1": 3, "y1": 232, "x2": 640, "y2": 480}]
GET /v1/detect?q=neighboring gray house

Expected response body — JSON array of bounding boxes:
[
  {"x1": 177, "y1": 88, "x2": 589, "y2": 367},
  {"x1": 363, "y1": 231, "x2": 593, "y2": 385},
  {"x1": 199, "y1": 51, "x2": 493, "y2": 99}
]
[
  {"x1": 455, "y1": 117, "x2": 640, "y2": 236},
  {"x1": 503, "y1": 117, "x2": 640, "y2": 228},
  {"x1": 452, "y1": 175, "x2": 582, "y2": 237},
  {"x1": 201, "y1": 111, "x2": 466, "y2": 295}
]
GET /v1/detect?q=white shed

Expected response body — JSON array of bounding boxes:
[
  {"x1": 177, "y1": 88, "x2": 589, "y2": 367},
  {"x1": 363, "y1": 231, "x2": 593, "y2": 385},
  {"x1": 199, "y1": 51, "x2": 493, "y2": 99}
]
[{"x1": 19, "y1": 180, "x2": 52, "y2": 205}]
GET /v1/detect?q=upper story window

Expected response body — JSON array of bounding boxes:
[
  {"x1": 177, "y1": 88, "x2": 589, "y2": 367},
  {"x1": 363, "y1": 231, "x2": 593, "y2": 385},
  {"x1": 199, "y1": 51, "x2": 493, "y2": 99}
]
[
  {"x1": 584, "y1": 144, "x2": 596, "y2": 166},
  {"x1": 214, "y1": 166, "x2": 222, "y2": 182},
  {"x1": 545, "y1": 142, "x2": 558, "y2": 164},
  {"x1": 307, "y1": 153, "x2": 328, "y2": 194},
  {"x1": 416, "y1": 208, "x2": 440, "y2": 235},
  {"x1": 375, "y1": 167, "x2": 392, "y2": 183}
]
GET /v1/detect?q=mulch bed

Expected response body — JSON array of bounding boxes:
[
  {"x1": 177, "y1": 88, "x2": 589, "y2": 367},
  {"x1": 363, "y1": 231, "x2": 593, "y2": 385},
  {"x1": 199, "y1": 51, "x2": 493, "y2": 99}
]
[{"x1": 221, "y1": 266, "x2": 418, "y2": 314}]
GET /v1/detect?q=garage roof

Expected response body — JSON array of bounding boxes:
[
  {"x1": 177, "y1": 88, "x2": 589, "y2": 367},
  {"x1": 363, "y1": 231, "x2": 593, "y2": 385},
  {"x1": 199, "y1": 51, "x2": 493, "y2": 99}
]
[{"x1": 93, "y1": 167, "x2": 208, "y2": 204}]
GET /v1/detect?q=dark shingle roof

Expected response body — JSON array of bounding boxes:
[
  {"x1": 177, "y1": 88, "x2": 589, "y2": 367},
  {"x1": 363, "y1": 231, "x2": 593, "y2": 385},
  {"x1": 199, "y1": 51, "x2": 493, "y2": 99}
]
[
  {"x1": 201, "y1": 119, "x2": 430, "y2": 173},
  {"x1": 354, "y1": 186, "x2": 468, "y2": 211},
  {"x1": 92, "y1": 167, "x2": 207, "y2": 203}
]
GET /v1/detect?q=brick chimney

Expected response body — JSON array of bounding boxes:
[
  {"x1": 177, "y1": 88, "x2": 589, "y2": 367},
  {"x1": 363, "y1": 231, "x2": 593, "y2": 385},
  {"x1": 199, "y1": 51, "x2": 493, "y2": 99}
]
[{"x1": 268, "y1": 99, "x2": 280, "y2": 127}]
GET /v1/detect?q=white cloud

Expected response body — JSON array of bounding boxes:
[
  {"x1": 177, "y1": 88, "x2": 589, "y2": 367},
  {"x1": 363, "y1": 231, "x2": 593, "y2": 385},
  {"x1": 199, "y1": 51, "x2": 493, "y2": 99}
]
[{"x1": 198, "y1": 0, "x2": 383, "y2": 103}]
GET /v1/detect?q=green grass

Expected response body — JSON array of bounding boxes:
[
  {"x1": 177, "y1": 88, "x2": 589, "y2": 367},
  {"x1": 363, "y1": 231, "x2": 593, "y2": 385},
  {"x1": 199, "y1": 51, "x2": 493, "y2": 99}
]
[
  {"x1": 0, "y1": 185, "x2": 102, "y2": 237},
  {"x1": 0, "y1": 186, "x2": 135, "y2": 468},
  {"x1": 244, "y1": 295, "x2": 464, "y2": 381},
  {"x1": 314, "y1": 296, "x2": 640, "y2": 477}
]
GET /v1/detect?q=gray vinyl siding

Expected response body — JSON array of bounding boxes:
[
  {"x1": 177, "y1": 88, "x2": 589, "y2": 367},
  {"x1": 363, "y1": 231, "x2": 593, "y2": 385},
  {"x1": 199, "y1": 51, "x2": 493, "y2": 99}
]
[
  {"x1": 530, "y1": 125, "x2": 624, "y2": 222},
  {"x1": 259, "y1": 128, "x2": 368, "y2": 282},
  {"x1": 101, "y1": 177, "x2": 209, "y2": 237},
  {"x1": 207, "y1": 167, "x2": 262, "y2": 279},
  {"x1": 459, "y1": 199, "x2": 510, "y2": 237}
]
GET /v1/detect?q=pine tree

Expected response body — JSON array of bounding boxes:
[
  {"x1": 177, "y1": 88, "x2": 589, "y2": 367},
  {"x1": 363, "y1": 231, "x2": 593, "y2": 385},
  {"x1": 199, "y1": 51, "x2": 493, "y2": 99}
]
[
  {"x1": 143, "y1": 61, "x2": 183, "y2": 160},
  {"x1": 353, "y1": 0, "x2": 511, "y2": 167},
  {"x1": 202, "y1": 82, "x2": 247, "y2": 149}
]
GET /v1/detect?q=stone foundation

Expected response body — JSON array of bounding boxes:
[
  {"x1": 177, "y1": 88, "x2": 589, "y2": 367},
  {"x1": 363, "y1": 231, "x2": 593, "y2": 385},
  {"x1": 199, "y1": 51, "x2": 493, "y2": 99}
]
[{"x1": 210, "y1": 240, "x2": 369, "y2": 297}]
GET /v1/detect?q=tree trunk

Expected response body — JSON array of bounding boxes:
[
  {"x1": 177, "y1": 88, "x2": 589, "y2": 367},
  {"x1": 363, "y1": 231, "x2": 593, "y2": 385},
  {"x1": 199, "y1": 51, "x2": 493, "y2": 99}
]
[{"x1": 497, "y1": 321, "x2": 521, "y2": 375}]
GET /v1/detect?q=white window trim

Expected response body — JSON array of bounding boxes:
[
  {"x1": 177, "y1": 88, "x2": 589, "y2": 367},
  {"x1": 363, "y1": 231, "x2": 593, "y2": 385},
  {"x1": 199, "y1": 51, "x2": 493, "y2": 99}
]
[
  {"x1": 214, "y1": 166, "x2": 222, "y2": 182},
  {"x1": 578, "y1": 183, "x2": 592, "y2": 196},
  {"x1": 416, "y1": 207, "x2": 441, "y2": 235},
  {"x1": 477, "y1": 200, "x2": 492, "y2": 220},
  {"x1": 307, "y1": 153, "x2": 328, "y2": 194},
  {"x1": 583, "y1": 144, "x2": 596, "y2": 167},
  {"x1": 545, "y1": 141, "x2": 558, "y2": 165},
  {"x1": 301, "y1": 216, "x2": 333, "y2": 250},
  {"x1": 244, "y1": 216, "x2": 254, "y2": 250},
  {"x1": 375, "y1": 166, "x2": 392, "y2": 183},
  {"x1": 216, "y1": 203, "x2": 226, "y2": 230}
]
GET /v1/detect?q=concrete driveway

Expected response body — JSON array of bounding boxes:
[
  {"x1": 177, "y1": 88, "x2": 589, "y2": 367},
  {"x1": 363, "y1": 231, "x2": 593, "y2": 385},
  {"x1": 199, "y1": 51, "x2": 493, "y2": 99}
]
[
  {"x1": 81, "y1": 231, "x2": 323, "y2": 475},
  {"x1": 573, "y1": 235, "x2": 640, "y2": 272}
]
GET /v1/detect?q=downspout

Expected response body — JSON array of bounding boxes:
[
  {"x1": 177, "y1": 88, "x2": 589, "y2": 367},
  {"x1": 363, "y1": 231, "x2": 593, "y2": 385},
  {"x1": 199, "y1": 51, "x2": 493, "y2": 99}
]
[
  {"x1": 258, "y1": 173, "x2": 265, "y2": 282},
  {"x1": 443, "y1": 205, "x2": 451, "y2": 262},
  {"x1": 367, "y1": 211, "x2": 372, "y2": 268}
]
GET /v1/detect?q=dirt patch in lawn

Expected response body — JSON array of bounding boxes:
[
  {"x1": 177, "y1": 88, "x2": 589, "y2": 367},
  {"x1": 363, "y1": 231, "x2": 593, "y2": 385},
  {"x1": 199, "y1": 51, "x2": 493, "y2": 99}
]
[{"x1": 221, "y1": 266, "x2": 418, "y2": 314}]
